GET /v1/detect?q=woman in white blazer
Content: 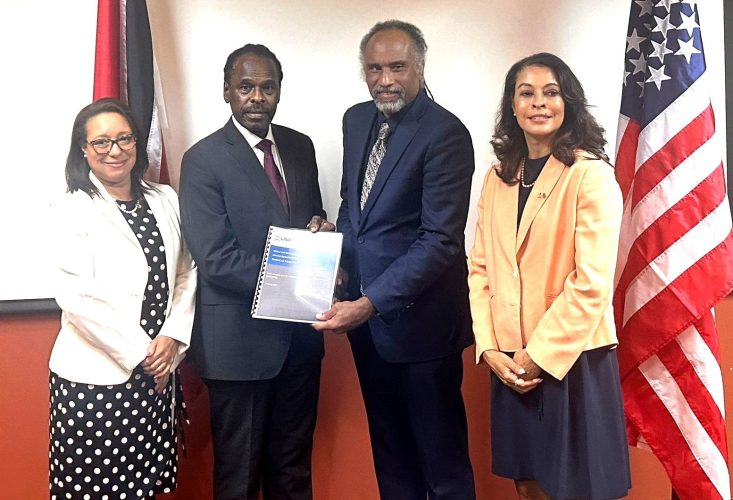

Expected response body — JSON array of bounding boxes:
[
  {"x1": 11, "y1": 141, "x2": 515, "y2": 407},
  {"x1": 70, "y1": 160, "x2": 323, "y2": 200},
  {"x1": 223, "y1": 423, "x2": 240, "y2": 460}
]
[{"x1": 48, "y1": 98, "x2": 196, "y2": 499}]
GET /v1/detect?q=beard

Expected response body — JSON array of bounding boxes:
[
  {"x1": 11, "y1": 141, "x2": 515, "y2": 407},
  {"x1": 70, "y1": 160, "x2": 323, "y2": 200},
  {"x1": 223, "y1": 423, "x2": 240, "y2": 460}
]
[{"x1": 371, "y1": 85, "x2": 407, "y2": 115}]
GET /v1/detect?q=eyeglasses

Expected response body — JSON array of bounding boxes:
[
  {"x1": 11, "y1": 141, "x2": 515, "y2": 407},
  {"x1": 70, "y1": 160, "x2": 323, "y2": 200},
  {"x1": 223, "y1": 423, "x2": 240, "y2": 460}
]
[{"x1": 86, "y1": 134, "x2": 137, "y2": 155}]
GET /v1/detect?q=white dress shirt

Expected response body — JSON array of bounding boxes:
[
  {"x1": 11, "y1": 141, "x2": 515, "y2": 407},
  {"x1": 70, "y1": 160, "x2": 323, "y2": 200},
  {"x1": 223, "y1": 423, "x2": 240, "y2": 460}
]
[{"x1": 230, "y1": 116, "x2": 288, "y2": 188}]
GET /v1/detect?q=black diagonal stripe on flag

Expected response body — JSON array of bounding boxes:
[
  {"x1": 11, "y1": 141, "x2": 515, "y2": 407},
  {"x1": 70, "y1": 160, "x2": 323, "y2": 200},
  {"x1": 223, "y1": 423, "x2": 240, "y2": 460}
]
[{"x1": 124, "y1": 0, "x2": 155, "y2": 145}]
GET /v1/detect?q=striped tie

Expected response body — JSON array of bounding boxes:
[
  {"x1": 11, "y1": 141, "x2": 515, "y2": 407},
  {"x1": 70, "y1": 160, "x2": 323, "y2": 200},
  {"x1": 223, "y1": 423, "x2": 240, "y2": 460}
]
[{"x1": 360, "y1": 122, "x2": 390, "y2": 209}]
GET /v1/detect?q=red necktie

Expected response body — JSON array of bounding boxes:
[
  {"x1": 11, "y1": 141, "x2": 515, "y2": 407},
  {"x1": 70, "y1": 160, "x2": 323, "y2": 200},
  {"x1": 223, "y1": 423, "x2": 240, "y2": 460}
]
[{"x1": 256, "y1": 139, "x2": 289, "y2": 214}]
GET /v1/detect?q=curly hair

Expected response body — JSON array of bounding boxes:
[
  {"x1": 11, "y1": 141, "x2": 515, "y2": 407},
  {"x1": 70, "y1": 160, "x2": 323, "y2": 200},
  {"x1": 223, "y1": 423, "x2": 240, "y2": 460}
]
[{"x1": 491, "y1": 52, "x2": 608, "y2": 185}]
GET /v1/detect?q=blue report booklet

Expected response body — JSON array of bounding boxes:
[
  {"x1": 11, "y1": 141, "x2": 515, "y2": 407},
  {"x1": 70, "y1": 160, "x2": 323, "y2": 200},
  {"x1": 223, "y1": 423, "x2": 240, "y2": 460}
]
[{"x1": 251, "y1": 226, "x2": 343, "y2": 323}]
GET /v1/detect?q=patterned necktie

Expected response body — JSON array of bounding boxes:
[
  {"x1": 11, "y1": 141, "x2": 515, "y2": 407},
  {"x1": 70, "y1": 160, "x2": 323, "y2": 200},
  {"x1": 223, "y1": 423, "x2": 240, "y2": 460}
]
[
  {"x1": 360, "y1": 122, "x2": 390, "y2": 209},
  {"x1": 256, "y1": 139, "x2": 289, "y2": 214}
]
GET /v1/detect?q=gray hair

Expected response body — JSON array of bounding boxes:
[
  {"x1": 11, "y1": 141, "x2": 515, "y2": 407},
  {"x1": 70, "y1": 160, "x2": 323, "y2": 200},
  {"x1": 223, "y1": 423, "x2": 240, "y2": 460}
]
[{"x1": 359, "y1": 20, "x2": 428, "y2": 73}]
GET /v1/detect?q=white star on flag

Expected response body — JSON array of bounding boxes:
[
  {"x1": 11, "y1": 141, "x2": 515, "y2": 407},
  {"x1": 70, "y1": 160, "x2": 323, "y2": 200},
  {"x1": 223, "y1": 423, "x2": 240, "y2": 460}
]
[
  {"x1": 676, "y1": 10, "x2": 699, "y2": 37},
  {"x1": 627, "y1": 28, "x2": 645, "y2": 53},
  {"x1": 650, "y1": 39, "x2": 673, "y2": 62},
  {"x1": 652, "y1": 13, "x2": 673, "y2": 38},
  {"x1": 645, "y1": 64, "x2": 671, "y2": 90},
  {"x1": 635, "y1": 0, "x2": 653, "y2": 17},
  {"x1": 630, "y1": 53, "x2": 648, "y2": 75},
  {"x1": 675, "y1": 37, "x2": 701, "y2": 64}
]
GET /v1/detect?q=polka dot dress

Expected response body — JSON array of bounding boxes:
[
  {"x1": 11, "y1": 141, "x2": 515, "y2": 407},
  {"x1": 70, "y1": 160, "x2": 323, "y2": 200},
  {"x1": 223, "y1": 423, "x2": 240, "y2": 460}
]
[{"x1": 49, "y1": 197, "x2": 178, "y2": 499}]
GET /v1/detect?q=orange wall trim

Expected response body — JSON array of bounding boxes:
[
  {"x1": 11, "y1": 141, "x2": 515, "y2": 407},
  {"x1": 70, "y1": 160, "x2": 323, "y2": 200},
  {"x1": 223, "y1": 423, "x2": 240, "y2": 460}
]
[{"x1": 2, "y1": 301, "x2": 732, "y2": 499}]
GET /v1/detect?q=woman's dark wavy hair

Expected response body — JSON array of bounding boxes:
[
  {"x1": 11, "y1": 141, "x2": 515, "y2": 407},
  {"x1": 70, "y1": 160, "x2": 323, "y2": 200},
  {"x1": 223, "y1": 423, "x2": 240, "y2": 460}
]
[
  {"x1": 491, "y1": 52, "x2": 609, "y2": 185},
  {"x1": 65, "y1": 98, "x2": 151, "y2": 199}
]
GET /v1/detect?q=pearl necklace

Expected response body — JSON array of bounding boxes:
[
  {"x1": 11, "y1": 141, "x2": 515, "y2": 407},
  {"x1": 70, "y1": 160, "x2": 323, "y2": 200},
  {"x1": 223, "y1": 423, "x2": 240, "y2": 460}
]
[
  {"x1": 117, "y1": 199, "x2": 141, "y2": 216},
  {"x1": 519, "y1": 158, "x2": 536, "y2": 188}
]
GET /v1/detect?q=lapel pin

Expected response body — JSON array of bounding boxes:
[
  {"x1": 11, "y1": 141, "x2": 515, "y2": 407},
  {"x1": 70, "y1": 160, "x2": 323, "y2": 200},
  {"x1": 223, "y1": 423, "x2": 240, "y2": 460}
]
[{"x1": 537, "y1": 192, "x2": 547, "y2": 199}]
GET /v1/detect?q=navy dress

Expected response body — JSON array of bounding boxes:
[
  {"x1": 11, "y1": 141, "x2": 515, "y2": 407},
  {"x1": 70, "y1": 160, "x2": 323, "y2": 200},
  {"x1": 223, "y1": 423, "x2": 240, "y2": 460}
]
[{"x1": 490, "y1": 156, "x2": 631, "y2": 500}]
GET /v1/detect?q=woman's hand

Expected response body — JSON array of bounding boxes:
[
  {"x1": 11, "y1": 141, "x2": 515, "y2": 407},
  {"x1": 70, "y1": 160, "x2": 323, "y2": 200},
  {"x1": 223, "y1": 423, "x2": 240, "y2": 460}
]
[
  {"x1": 513, "y1": 349, "x2": 542, "y2": 381},
  {"x1": 142, "y1": 336, "x2": 180, "y2": 393},
  {"x1": 154, "y1": 371, "x2": 171, "y2": 394},
  {"x1": 482, "y1": 349, "x2": 543, "y2": 394}
]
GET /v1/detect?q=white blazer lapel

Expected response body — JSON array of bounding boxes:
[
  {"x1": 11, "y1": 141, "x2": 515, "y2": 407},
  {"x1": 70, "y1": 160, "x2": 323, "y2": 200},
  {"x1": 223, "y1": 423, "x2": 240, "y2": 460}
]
[{"x1": 89, "y1": 172, "x2": 141, "y2": 248}]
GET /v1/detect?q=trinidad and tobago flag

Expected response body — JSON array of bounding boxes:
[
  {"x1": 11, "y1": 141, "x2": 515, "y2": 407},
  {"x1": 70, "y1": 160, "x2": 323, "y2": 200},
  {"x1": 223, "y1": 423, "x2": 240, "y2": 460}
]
[{"x1": 93, "y1": 0, "x2": 169, "y2": 184}]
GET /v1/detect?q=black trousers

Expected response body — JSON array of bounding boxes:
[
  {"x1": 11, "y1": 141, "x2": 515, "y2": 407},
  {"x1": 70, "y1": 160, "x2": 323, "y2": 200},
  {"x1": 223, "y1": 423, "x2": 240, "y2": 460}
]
[
  {"x1": 350, "y1": 328, "x2": 476, "y2": 500},
  {"x1": 204, "y1": 360, "x2": 321, "y2": 500}
]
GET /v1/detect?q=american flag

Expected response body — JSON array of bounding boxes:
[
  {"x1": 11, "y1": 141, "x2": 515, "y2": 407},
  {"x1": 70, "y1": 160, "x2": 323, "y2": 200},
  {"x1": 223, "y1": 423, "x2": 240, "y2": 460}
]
[
  {"x1": 93, "y1": 0, "x2": 169, "y2": 184},
  {"x1": 614, "y1": 1, "x2": 733, "y2": 498}
]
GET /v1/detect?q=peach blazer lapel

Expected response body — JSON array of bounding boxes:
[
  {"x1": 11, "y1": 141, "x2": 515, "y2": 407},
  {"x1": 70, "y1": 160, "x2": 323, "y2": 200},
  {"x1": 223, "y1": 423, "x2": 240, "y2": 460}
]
[{"x1": 516, "y1": 155, "x2": 566, "y2": 253}]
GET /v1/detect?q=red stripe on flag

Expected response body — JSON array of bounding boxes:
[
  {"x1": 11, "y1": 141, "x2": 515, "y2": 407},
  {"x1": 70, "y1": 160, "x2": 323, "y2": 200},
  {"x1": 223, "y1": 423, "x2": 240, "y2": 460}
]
[
  {"x1": 93, "y1": 0, "x2": 121, "y2": 100},
  {"x1": 615, "y1": 118, "x2": 641, "y2": 200},
  {"x1": 694, "y1": 305, "x2": 722, "y2": 362},
  {"x1": 630, "y1": 106, "x2": 715, "y2": 209},
  {"x1": 613, "y1": 166, "x2": 728, "y2": 323},
  {"x1": 655, "y1": 335, "x2": 727, "y2": 456},
  {"x1": 617, "y1": 234, "x2": 733, "y2": 376},
  {"x1": 623, "y1": 367, "x2": 723, "y2": 500}
]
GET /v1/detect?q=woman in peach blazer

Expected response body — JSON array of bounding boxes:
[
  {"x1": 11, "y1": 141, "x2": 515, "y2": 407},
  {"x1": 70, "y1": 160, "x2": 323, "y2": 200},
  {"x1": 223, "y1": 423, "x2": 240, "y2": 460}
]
[{"x1": 468, "y1": 53, "x2": 631, "y2": 500}]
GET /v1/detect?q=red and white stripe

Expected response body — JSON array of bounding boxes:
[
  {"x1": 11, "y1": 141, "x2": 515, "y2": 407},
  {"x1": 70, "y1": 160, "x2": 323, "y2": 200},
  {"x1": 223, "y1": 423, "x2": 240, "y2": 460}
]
[{"x1": 614, "y1": 62, "x2": 732, "y2": 500}]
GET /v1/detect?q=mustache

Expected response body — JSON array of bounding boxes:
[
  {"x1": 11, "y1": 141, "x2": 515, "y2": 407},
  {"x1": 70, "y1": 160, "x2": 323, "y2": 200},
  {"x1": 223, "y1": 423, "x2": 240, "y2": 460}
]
[
  {"x1": 371, "y1": 85, "x2": 405, "y2": 97},
  {"x1": 243, "y1": 105, "x2": 270, "y2": 113}
]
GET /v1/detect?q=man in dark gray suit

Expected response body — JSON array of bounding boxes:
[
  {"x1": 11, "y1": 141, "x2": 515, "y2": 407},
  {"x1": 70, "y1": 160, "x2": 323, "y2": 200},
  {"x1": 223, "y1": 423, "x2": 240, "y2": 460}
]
[{"x1": 180, "y1": 44, "x2": 332, "y2": 500}]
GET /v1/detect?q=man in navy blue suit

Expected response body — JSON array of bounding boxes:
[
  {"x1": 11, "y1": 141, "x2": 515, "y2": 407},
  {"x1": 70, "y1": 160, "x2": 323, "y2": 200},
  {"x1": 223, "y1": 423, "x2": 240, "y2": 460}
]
[
  {"x1": 180, "y1": 44, "x2": 332, "y2": 500},
  {"x1": 314, "y1": 20, "x2": 476, "y2": 500}
]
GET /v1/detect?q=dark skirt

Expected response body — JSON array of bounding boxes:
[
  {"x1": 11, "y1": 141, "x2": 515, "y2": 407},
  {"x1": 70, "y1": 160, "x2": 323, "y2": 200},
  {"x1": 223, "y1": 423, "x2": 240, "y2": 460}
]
[
  {"x1": 490, "y1": 347, "x2": 631, "y2": 500},
  {"x1": 49, "y1": 366, "x2": 178, "y2": 499}
]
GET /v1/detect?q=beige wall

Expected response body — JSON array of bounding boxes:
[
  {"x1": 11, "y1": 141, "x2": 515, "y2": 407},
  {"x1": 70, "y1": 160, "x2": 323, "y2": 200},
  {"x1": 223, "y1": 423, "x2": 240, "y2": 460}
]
[
  {"x1": 3, "y1": 298, "x2": 733, "y2": 498},
  {"x1": 0, "y1": 0, "x2": 726, "y2": 293},
  {"x1": 0, "y1": 2, "x2": 730, "y2": 497},
  {"x1": 143, "y1": 0, "x2": 727, "y2": 230},
  {"x1": 0, "y1": 0, "x2": 725, "y2": 300}
]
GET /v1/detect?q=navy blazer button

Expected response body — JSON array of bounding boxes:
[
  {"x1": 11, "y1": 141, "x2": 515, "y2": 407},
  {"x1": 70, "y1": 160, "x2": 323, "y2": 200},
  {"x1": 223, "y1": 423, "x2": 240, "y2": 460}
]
[{"x1": 358, "y1": 237, "x2": 365, "y2": 243}]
